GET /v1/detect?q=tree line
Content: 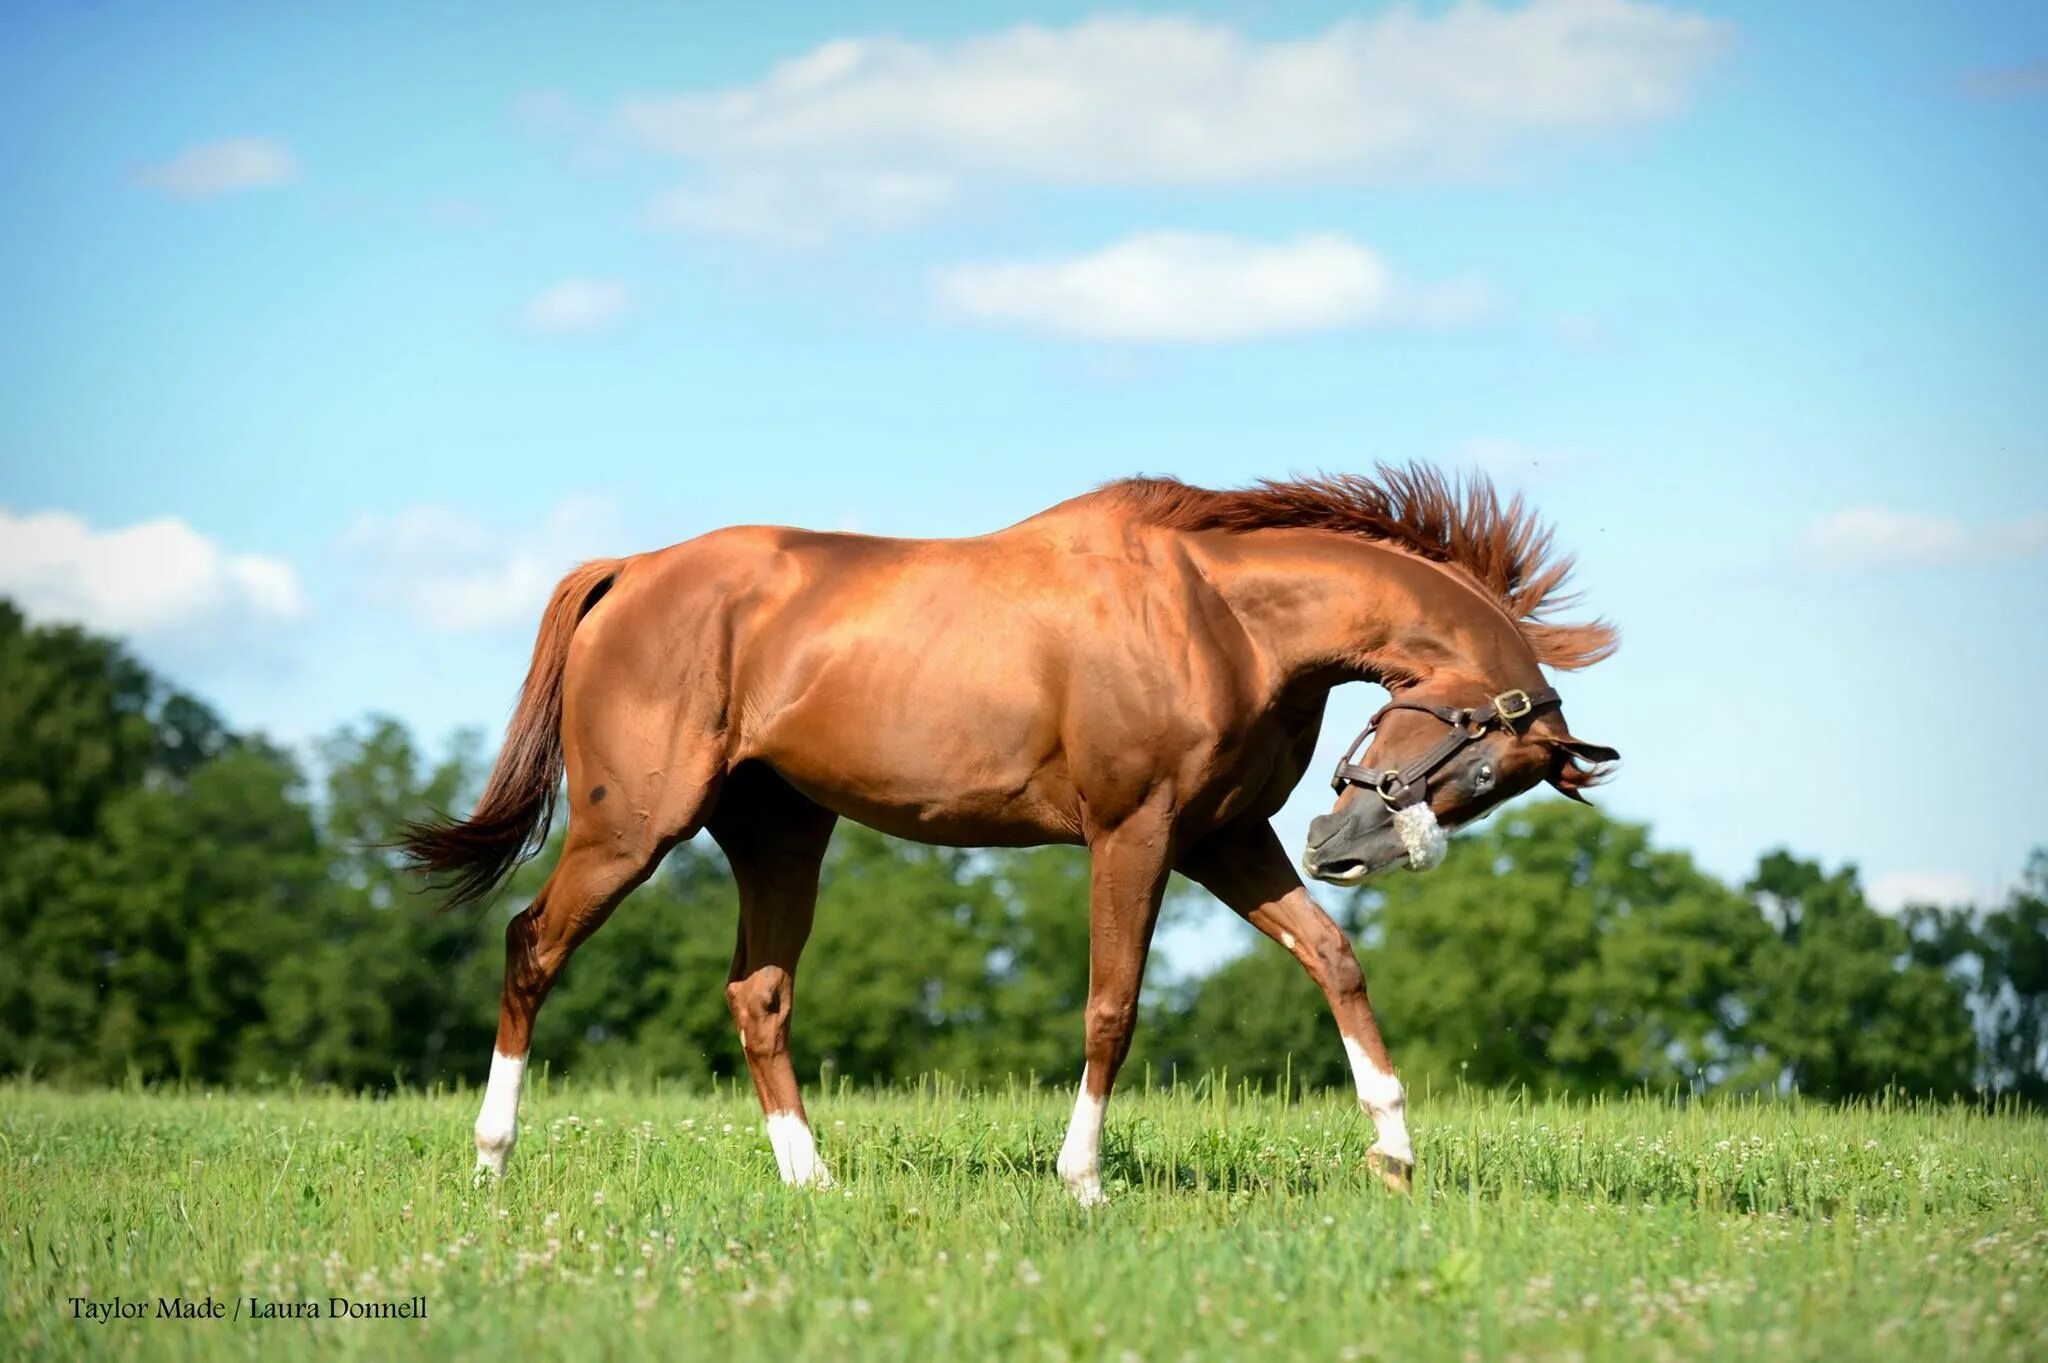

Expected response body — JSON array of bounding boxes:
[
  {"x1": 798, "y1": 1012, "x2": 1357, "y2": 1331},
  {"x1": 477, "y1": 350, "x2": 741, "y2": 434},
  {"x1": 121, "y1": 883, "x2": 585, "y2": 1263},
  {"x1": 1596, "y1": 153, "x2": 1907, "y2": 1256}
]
[{"x1": 2, "y1": 600, "x2": 2043, "y2": 1103}]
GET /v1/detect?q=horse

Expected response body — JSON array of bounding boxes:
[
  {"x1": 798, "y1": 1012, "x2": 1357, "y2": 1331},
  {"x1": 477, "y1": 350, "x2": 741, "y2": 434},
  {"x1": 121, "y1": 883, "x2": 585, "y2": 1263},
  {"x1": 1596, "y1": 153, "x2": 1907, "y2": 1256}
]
[{"x1": 401, "y1": 467, "x2": 1618, "y2": 1202}]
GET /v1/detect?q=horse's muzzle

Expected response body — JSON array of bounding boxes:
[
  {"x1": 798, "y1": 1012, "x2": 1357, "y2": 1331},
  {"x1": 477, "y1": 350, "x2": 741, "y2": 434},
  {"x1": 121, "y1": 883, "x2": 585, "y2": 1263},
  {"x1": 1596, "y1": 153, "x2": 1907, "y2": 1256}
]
[
  {"x1": 1302, "y1": 804, "x2": 1399, "y2": 884},
  {"x1": 1304, "y1": 797, "x2": 1453, "y2": 882}
]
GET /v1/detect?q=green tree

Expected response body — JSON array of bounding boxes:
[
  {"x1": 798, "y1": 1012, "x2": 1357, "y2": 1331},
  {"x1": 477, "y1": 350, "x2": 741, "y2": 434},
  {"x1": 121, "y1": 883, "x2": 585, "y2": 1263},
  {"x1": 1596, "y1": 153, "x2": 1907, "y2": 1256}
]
[
  {"x1": 1383, "y1": 803, "x2": 1782, "y2": 1095},
  {"x1": 1973, "y1": 854, "x2": 2048, "y2": 1103},
  {"x1": 1744, "y1": 850, "x2": 1976, "y2": 1099},
  {"x1": 0, "y1": 603, "x2": 298, "y2": 1082},
  {"x1": 1150, "y1": 931, "x2": 1347, "y2": 1092},
  {"x1": 81, "y1": 743, "x2": 325, "y2": 1082},
  {"x1": 0, "y1": 602, "x2": 183, "y2": 1040},
  {"x1": 0, "y1": 601, "x2": 159, "y2": 841},
  {"x1": 1159, "y1": 803, "x2": 1778, "y2": 1098},
  {"x1": 245, "y1": 718, "x2": 497, "y2": 1087},
  {"x1": 1902, "y1": 853, "x2": 2048, "y2": 1104},
  {"x1": 937, "y1": 846, "x2": 1094, "y2": 1082}
]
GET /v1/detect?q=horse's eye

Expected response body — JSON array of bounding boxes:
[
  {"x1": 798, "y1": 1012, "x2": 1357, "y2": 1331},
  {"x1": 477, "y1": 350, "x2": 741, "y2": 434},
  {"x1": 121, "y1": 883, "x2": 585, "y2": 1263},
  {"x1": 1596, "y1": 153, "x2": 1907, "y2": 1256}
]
[{"x1": 1475, "y1": 763, "x2": 1495, "y2": 789}]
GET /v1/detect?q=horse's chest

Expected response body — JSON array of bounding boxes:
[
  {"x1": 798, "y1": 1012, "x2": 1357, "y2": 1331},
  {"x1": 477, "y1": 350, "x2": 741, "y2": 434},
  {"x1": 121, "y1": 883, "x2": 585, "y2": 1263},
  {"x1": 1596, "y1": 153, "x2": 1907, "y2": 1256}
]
[{"x1": 1182, "y1": 715, "x2": 1317, "y2": 827}]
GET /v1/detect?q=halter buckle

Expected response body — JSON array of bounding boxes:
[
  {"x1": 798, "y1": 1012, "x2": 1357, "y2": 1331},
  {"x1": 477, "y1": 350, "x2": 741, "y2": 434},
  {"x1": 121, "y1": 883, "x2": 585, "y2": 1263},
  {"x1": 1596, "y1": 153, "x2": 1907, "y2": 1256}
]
[{"x1": 1492, "y1": 689, "x2": 1534, "y2": 725}]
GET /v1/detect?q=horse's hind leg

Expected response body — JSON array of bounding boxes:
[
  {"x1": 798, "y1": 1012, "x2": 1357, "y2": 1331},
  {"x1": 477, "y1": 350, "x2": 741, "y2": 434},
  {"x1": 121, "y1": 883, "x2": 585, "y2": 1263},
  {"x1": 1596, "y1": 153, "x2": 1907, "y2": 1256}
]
[
  {"x1": 708, "y1": 764, "x2": 839, "y2": 1187},
  {"x1": 473, "y1": 757, "x2": 720, "y2": 1177}
]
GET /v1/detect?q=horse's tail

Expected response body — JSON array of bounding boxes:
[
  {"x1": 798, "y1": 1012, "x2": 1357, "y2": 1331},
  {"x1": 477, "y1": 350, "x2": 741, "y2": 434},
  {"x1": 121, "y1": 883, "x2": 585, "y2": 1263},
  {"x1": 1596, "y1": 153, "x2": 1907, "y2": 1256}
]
[{"x1": 400, "y1": 557, "x2": 623, "y2": 908}]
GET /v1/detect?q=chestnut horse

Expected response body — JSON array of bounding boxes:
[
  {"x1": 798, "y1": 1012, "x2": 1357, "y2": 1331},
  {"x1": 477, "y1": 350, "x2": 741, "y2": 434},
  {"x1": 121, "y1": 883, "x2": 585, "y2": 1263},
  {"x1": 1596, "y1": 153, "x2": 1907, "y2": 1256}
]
[{"x1": 403, "y1": 468, "x2": 1617, "y2": 1202}]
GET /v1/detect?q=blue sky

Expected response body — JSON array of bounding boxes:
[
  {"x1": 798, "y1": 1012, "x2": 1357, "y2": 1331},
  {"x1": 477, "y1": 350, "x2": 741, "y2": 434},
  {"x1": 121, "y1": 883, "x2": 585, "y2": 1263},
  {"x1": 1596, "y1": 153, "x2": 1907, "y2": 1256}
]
[{"x1": 3, "y1": 1, "x2": 2045, "y2": 970}]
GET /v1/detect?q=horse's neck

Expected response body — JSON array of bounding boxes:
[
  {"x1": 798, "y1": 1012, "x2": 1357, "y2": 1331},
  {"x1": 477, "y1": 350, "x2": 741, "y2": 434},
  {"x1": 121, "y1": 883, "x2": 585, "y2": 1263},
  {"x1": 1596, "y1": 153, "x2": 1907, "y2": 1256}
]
[{"x1": 1206, "y1": 534, "x2": 1537, "y2": 694}]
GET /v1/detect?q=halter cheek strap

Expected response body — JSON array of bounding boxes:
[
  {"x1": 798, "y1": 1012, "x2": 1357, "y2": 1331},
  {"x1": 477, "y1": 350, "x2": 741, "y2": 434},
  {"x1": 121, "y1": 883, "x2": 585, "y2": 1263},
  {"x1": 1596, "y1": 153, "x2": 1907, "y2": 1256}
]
[{"x1": 1331, "y1": 686, "x2": 1562, "y2": 809}]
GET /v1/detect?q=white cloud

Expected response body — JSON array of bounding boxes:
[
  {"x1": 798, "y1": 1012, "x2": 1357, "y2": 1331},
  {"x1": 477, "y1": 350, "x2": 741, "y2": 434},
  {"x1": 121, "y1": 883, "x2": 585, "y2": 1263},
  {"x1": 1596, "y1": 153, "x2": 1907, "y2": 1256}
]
[
  {"x1": 622, "y1": 2, "x2": 1728, "y2": 239},
  {"x1": 1803, "y1": 506, "x2": 2048, "y2": 569},
  {"x1": 521, "y1": 279, "x2": 632, "y2": 336},
  {"x1": 1866, "y1": 870, "x2": 1984, "y2": 914},
  {"x1": 345, "y1": 496, "x2": 622, "y2": 632},
  {"x1": 510, "y1": 89, "x2": 623, "y2": 170},
  {"x1": 932, "y1": 231, "x2": 1484, "y2": 342},
  {"x1": 647, "y1": 168, "x2": 954, "y2": 247},
  {"x1": 0, "y1": 507, "x2": 305, "y2": 635},
  {"x1": 138, "y1": 137, "x2": 300, "y2": 197}
]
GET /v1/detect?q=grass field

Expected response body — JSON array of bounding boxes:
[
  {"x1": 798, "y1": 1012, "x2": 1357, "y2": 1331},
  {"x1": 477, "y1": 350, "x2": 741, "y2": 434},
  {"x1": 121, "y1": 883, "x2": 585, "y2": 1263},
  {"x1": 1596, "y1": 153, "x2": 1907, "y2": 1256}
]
[{"x1": 4, "y1": 1077, "x2": 2045, "y2": 1361}]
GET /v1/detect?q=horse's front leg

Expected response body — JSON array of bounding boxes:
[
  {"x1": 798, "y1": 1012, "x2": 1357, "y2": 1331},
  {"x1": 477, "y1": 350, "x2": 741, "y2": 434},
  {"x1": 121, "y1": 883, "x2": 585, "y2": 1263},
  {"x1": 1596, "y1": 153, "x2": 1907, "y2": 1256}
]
[
  {"x1": 1180, "y1": 820, "x2": 1414, "y2": 1193},
  {"x1": 1057, "y1": 811, "x2": 1174, "y2": 1207}
]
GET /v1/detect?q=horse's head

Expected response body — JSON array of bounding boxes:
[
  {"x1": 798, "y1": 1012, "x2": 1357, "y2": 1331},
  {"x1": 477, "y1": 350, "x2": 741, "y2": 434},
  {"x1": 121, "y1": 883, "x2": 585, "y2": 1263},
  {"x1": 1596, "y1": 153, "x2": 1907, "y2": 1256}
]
[{"x1": 1300, "y1": 681, "x2": 1617, "y2": 884}]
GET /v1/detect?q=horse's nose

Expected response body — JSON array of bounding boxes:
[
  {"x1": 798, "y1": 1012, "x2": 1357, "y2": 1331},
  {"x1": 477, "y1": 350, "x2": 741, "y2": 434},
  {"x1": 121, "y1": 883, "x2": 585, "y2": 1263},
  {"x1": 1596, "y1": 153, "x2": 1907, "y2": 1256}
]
[{"x1": 1307, "y1": 812, "x2": 1346, "y2": 852}]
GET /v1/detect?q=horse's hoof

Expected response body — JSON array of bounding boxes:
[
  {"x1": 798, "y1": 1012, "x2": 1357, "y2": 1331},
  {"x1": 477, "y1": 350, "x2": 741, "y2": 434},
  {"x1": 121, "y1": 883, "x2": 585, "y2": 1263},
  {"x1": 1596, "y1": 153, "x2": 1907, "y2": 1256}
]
[
  {"x1": 474, "y1": 1137, "x2": 511, "y2": 1181},
  {"x1": 1366, "y1": 1148, "x2": 1415, "y2": 1195},
  {"x1": 1061, "y1": 1172, "x2": 1108, "y2": 1208}
]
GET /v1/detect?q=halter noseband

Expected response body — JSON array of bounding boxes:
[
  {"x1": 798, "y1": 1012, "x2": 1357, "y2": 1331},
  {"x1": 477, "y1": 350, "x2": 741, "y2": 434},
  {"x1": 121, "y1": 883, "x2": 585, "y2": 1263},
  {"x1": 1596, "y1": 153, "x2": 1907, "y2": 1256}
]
[{"x1": 1330, "y1": 686, "x2": 1562, "y2": 810}]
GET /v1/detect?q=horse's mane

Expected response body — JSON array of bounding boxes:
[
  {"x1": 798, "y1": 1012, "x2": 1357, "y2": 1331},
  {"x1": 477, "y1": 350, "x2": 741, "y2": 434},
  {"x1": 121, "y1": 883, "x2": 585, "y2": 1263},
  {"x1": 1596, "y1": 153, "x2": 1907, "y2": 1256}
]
[{"x1": 1099, "y1": 466, "x2": 1618, "y2": 671}]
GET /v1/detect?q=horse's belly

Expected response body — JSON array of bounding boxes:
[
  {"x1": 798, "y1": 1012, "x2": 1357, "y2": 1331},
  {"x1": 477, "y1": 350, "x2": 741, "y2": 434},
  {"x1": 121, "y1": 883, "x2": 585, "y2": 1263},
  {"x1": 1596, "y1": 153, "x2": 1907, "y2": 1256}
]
[
  {"x1": 765, "y1": 749, "x2": 1080, "y2": 847},
  {"x1": 747, "y1": 694, "x2": 1080, "y2": 848}
]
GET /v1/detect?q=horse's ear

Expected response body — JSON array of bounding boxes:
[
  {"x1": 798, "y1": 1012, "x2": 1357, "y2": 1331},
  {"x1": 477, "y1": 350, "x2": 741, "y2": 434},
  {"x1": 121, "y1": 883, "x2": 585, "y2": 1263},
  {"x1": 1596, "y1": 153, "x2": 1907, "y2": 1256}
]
[{"x1": 1541, "y1": 736, "x2": 1620, "y2": 803}]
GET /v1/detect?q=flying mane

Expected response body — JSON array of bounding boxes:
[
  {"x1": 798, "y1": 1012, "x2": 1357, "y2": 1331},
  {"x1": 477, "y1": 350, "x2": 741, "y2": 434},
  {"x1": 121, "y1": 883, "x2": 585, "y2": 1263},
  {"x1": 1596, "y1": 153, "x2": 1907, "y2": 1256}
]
[{"x1": 1099, "y1": 466, "x2": 1618, "y2": 671}]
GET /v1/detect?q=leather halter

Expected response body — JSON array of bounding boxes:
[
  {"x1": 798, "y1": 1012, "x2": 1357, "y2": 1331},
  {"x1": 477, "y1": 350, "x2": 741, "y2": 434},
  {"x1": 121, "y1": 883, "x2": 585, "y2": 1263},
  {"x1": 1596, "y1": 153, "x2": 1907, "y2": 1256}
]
[{"x1": 1330, "y1": 686, "x2": 1562, "y2": 809}]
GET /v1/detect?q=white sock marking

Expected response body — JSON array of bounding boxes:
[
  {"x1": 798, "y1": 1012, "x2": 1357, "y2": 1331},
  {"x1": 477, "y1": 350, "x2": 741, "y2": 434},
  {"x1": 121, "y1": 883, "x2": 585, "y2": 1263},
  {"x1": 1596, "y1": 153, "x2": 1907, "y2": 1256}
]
[
  {"x1": 1056, "y1": 1068, "x2": 1108, "y2": 1207},
  {"x1": 1392, "y1": 803, "x2": 1448, "y2": 871},
  {"x1": 766, "y1": 1110, "x2": 831, "y2": 1188},
  {"x1": 474, "y1": 1049, "x2": 526, "y2": 1176},
  {"x1": 1342, "y1": 1036, "x2": 1413, "y2": 1165}
]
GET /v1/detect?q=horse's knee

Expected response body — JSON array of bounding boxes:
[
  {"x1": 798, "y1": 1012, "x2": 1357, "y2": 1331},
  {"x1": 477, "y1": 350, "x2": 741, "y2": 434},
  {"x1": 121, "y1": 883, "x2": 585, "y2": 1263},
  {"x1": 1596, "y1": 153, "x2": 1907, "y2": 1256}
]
[
  {"x1": 1083, "y1": 994, "x2": 1139, "y2": 1054},
  {"x1": 498, "y1": 909, "x2": 549, "y2": 1007},
  {"x1": 1297, "y1": 918, "x2": 1364, "y2": 994},
  {"x1": 726, "y1": 966, "x2": 793, "y2": 1056},
  {"x1": 1318, "y1": 939, "x2": 1364, "y2": 996},
  {"x1": 502, "y1": 906, "x2": 570, "y2": 991},
  {"x1": 503, "y1": 906, "x2": 536, "y2": 962}
]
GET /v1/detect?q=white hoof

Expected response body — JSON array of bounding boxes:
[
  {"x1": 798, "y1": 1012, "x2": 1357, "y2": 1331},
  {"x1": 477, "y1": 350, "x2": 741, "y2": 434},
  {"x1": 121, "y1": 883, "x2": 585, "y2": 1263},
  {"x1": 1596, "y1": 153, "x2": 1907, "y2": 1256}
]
[
  {"x1": 1366, "y1": 1145, "x2": 1415, "y2": 1194},
  {"x1": 474, "y1": 1125, "x2": 515, "y2": 1178},
  {"x1": 1058, "y1": 1159, "x2": 1108, "y2": 1207},
  {"x1": 1057, "y1": 1078, "x2": 1109, "y2": 1207},
  {"x1": 473, "y1": 1050, "x2": 525, "y2": 1180},
  {"x1": 788, "y1": 1162, "x2": 834, "y2": 1191},
  {"x1": 767, "y1": 1112, "x2": 832, "y2": 1188},
  {"x1": 1064, "y1": 1174, "x2": 1108, "y2": 1207}
]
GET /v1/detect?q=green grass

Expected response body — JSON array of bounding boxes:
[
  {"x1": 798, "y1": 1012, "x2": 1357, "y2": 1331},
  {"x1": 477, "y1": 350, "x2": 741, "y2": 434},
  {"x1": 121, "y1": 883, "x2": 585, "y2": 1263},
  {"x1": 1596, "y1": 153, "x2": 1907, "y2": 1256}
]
[{"x1": 5, "y1": 1077, "x2": 2045, "y2": 1360}]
